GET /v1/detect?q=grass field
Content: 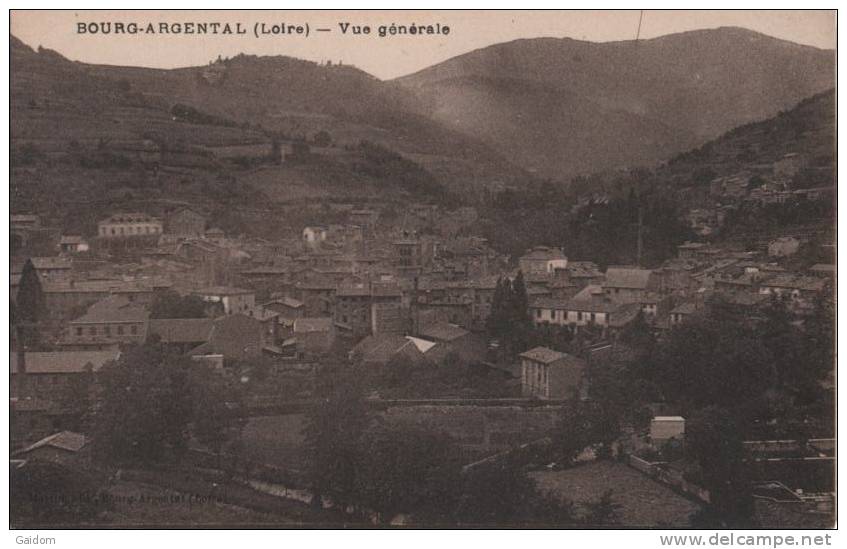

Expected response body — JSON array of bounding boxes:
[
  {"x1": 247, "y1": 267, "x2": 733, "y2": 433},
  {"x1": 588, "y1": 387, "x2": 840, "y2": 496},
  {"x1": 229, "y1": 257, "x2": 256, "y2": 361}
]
[
  {"x1": 240, "y1": 414, "x2": 309, "y2": 472},
  {"x1": 239, "y1": 406, "x2": 562, "y2": 474},
  {"x1": 530, "y1": 461, "x2": 702, "y2": 528}
]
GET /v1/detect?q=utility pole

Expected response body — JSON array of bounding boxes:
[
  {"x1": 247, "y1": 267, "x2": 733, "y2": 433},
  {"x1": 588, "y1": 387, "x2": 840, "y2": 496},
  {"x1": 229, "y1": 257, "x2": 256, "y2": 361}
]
[
  {"x1": 635, "y1": 11, "x2": 645, "y2": 269},
  {"x1": 636, "y1": 202, "x2": 643, "y2": 267}
]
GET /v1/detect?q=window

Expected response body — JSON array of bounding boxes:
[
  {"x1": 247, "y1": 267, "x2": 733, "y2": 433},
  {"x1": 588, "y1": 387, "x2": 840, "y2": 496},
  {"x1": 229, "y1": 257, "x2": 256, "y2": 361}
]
[
  {"x1": 130, "y1": 325, "x2": 138, "y2": 335},
  {"x1": 104, "y1": 326, "x2": 111, "y2": 336},
  {"x1": 117, "y1": 325, "x2": 124, "y2": 335},
  {"x1": 111, "y1": 228, "x2": 116, "y2": 235},
  {"x1": 536, "y1": 309, "x2": 542, "y2": 318},
  {"x1": 76, "y1": 327, "x2": 83, "y2": 336},
  {"x1": 577, "y1": 311, "x2": 583, "y2": 321}
]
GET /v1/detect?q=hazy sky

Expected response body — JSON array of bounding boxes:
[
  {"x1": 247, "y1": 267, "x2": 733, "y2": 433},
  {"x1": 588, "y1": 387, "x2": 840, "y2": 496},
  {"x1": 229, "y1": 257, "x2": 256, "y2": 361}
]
[{"x1": 11, "y1": 10, "x2": 836, "y2": 80}]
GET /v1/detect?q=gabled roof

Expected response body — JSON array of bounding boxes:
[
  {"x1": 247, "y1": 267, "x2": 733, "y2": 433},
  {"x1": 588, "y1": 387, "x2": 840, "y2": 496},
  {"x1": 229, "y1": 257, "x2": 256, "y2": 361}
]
[
  {"x1": 43, "y1": 279, "x2": 154, "y2": 295},
  {"x1": 21, "y1": 257, "x2": 73, "y2": 271},
  {"x1": 11, "y1": 350, "x2": 120, "y2": 374},
  {"x1": 761, "y1": 275, "x2": 826, "y2": 292},
  {"x1": 609, "y1": 302, "x2": 643, "y2": 328},
  {"x1": 520, "y1": 347, "x2": 586, "y2": 373},
  {"x1": 336, "y1": 284, "x2": 370, "y2": 297},
  {"x1": 192, "y1": 286, "x2": 253, "y2": 296},
  {"x1": 521, "y1": 246, "x2": 567, "y2": 261},
  {"x1": 353, "y1": 334, "x2": 423, "y2": 364},
  {"x1": 294, "y1": 317, "x2": 333, "y2": 333},
  {"x1": 264, "y1": 296, "x2": 304, "y2": 309},
  {"x1": 148, "y1": 318, "x2": 214, "y2": 344},
  {"x1": 371, "y1": 283, "x2": 403, "y2": 297},
  {"x1": 418, "y1": 322, "x2": 469, "y2": 342},
  {"x1": 519, "y1": 346, "x2": 565, "y2": 364},
  {"x1": 70, "y1": 295, "x2": 149, "y2": 324},
  {"x1": 405, "y1": 336, "x2": 438, "y2": 354},
  {"x1": 189, "y1": 314, "x2": 263, "y2": 360},
  {"x1": 604, "y1": 267, "x2": 653, "y2": 289},
  {"x1": 530, "y1": 297, "x2": 568, "y2": 310},
  {"x1": 566, "y1": 285, "x2": 618, "y2": 313},
  {"x1": 567, "y1": 261, "x2": 602, "y2": 276},
  {"x1": 245, "y1": 306, "x2": 280, "y2": 322}
]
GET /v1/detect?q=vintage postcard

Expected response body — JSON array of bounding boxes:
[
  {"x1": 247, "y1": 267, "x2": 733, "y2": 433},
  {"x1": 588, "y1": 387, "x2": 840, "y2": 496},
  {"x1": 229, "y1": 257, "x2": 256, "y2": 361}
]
[{"x1": 8, "y1": 9, "x2": 836, "y2": 532}]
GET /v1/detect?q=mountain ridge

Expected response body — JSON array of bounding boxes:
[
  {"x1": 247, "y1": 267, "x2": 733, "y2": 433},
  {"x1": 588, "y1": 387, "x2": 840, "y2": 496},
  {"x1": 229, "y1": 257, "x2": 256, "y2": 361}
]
[
  {"x1": 396, "y1": 26, "x2": 834, "y2": 178},
  {"x1": 10, "y1": 26, "x2": 836, "y2": 188}
]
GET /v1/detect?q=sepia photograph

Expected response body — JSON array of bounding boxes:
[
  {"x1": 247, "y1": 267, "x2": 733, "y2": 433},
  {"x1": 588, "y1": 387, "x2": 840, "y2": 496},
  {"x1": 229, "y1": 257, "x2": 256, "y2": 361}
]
[{"x1": 6, "y1": 8, "x2": 837, "y2": 533}]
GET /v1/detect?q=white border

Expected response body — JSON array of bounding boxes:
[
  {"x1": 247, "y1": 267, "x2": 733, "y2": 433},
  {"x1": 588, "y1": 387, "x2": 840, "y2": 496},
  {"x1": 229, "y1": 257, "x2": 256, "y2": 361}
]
[{"x1": 0, "y1": 3, "x2": 840, "y2": 546}]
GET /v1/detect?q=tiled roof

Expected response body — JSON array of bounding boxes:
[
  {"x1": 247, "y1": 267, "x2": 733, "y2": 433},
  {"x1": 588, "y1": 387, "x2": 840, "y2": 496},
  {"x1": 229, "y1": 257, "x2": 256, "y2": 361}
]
[
  {"x1": 264, "y1": 297, "x2": 303, "y2": 309},
  {"x1": 336, "y1": 285, "x2": 370, "y2": 297},
  {"x1": 530, "y1": 297, "x2": 568, "y2": 310},
  {"x1": 609, "y1": 303, "x2": 643, "y2": 328},
  {"x1": 10, "y1": 350, "x2": 120, "y2": 374},
  {"x1": 192, "y1": 286, "x2": 253, "y2": 296},
  {"x1": 43, "y1": 279, "x2": 154, "y2": 295},
  {"x1": 567, "y1": 285, "x2": 618, "y2": 313},
  {"x1": 418, "y1": 322, "x2": 469, "y2": 342},
  {"x1": 246, "y1": 306, "x2": 281, "y2": 321},
  {"x1": 148, "y1": 318, "x2": 214, "y2": 344},
  {"x1": 353, "y1": 334, "x2": 418, "y2": 364},
  {"x1": 519, "y1": 346, "x2": 565, "y2": 364},
  {"x1": 371, "y1": 284, "x2": 403, "y2": 297},
  {"x1": 294, "y1": 317, "x2": 333, "y2": 333},
  {"x1": 70, "y1": 295, "x2": 149, "y2": 324},
  {"x1": 526, "y1": 285, "x2": 551, "y2": 295},
  {"x1": 604, "y1": 267, "x2": 653, "y2": 289},
  {"x1": 521, "y1": 246, "x2": 567, "y2": 261},
  {"x1": 189, "y1": 314, "x2": 263, "y2": 359},
  {"x1": 15, "y1": 257, "x2": 73, "y2": 271},
  {"x1": 298, "y1": 280, "x2": 337, "y2": 290},
  {"x1": 761, "y1": 275, "x2": 826, "y2": 292}
]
